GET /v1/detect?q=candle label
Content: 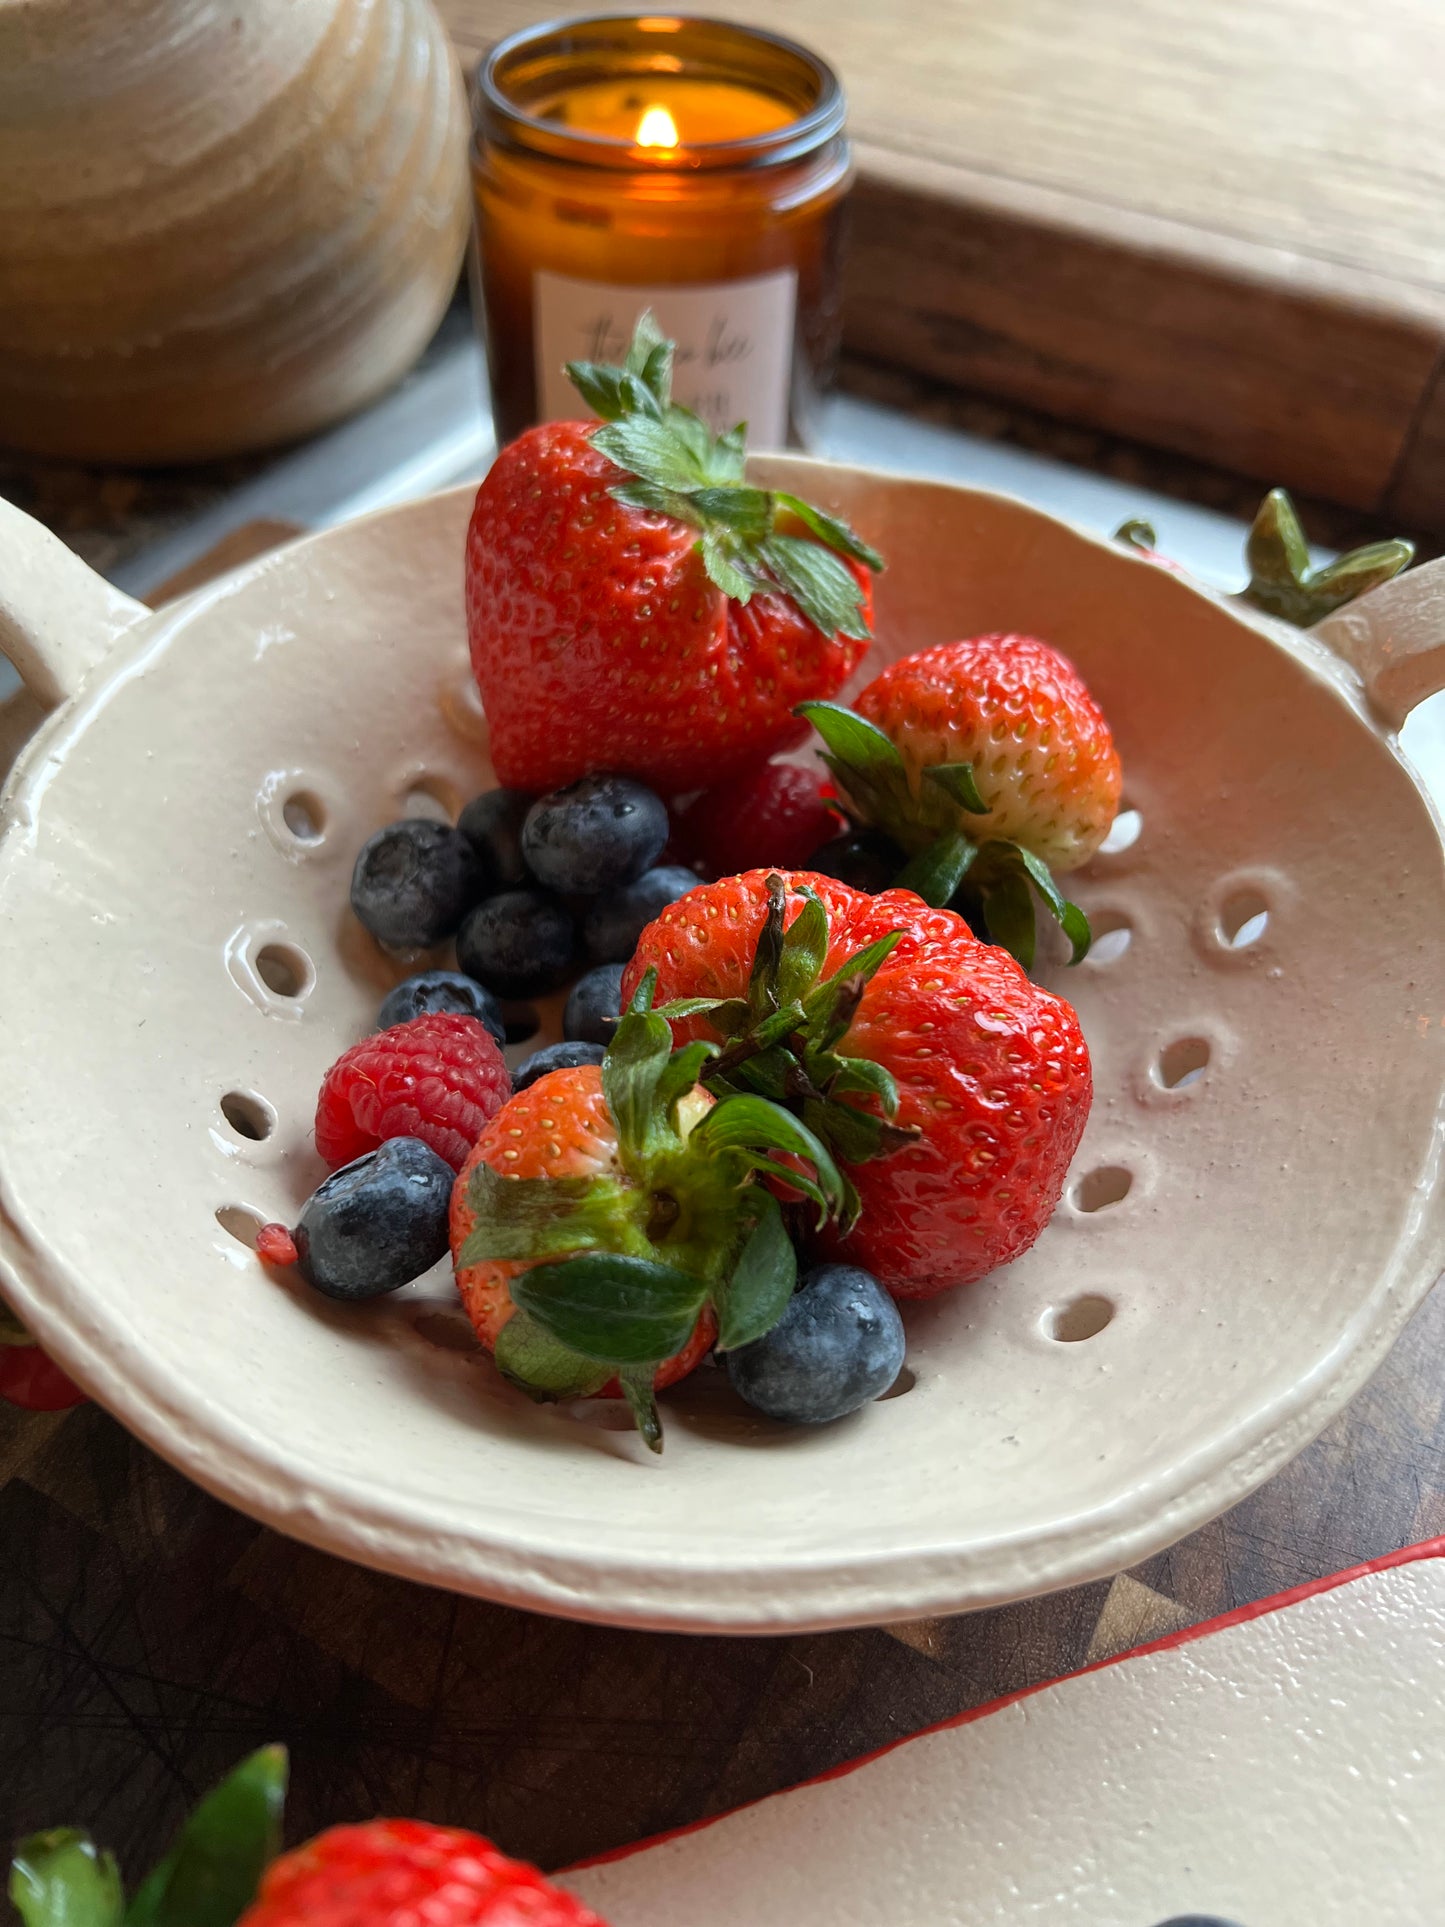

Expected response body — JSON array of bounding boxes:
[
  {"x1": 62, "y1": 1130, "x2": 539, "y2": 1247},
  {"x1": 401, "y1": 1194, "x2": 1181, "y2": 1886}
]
[{"x1": 534, "y1": 269, "x2": 798, "y2": 447}]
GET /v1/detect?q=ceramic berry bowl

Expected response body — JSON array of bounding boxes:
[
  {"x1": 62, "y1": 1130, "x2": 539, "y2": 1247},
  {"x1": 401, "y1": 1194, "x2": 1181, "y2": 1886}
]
[{"x1": 1, "y1": 467, "x2": 1443, "y2": 1633}]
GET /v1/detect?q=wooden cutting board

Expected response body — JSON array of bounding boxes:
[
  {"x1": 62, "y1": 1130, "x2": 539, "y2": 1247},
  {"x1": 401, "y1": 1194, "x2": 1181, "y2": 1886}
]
[{"x1": 440, "y1": 0, "x2": 1445, "y2": 528}]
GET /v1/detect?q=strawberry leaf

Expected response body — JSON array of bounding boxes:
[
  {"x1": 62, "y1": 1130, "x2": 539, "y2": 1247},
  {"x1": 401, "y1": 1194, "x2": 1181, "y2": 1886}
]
[
  {"x1": 593, "y1": 416, "x2": 712, "y2": 493},
  {"x1": 10, "y1": 1832, "x2": 123, "y2": 1927},
  {"x1": 747, "y1": 872, "x2": 789, "y2": 1019},
  {"x1": 1014, "y1": 847, "x2": 1092, "y2": 964},
  {"x1": 653, "y1": 1039, "x2": 719, "y2": 1121},
  {"x1": 924, "y1": 762, "x2": 990, "y2": 814},
  {"x1": 495, "y1": 1309, "x2": 612, "y2": 1400},
  {"x1": 716, "y1": 1191, "x2": 796, "y2": 1351},
  {"x1": 611, "y1": 478, "x2": 702, "y2": 524},
  {"x1": 773, "y1": 492, "x2": 885, "y2": 571},
  {"x1": 825, "y1": 1054, "x2": 901, "y2": 1116},
  {"x1": 800, "y1": 931, "x2": 902, "y2": 1049},
  {"x1": 603, "y1": 1004, "x2": 676, "y2": 1164},
  {"x1": 1242, "y1": 486, "x2": 1413, "y2": 626},
  {"x1": 564, "y1": 362, "x2": 664, "y2": 424},
  {"x1": 691, "y1": 1095, "x2": 844, "y2": 1221},
  {"x1": 797, "y1": 701, "x2": 905, "y2": 779},
  {"x1": 896, "y1": 831, "x2": 977, "y2": 907},
  {"x1": 513, "y1": 1254, "x2": 706, "y2": 1366},
  {"x1": 757, "y1": 534, "x2": 871, "y2": 642},
  {"x1": 618, "y1": 1367, "x2": 664, "y2": 1453},
  {"x1": 456, "y1": 1166, "x2": 625, "y2": 1266},
  {"x1": 983, "y1": 871, "x2": 1036, "y2": 970},
  {"x1": 653, "y1": 995, "x2": 750, "y2": 1028},
  {"x1": 699, "y1": 530, "x2": 758, "y2": 604},
  {"x1": 775, "y1": 890, "x2": 829, "y2": 1008},
  {"x1": 124, "y1": 1746, "x2": 286, "y2": 1927}
]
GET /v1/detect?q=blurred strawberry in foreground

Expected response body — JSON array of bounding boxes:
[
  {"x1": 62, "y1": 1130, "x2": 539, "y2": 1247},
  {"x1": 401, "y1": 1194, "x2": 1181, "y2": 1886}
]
[
  {"x1": 0, "y1": 1303, "x2": 86, "y2": 1412},
  {"x1": 8, "y1": 1746, "x2": 610, "y2": 1927},
  {"x1": 465, "y1": 311, "x2": 881, "y2": 795},
  {"x1": 801, "y1": 632, "x2": 1120, "y2": 966},
  {"x1": 675, "y1": 759, "x2": 840, "y2": 877}
]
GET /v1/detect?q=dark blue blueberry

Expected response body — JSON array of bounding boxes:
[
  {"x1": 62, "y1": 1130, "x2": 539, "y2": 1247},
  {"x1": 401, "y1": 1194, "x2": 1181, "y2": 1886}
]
[
  {"x1": 563, "y1": 962, "x2": 627, "y2": 1044},
  {"x1": 522, "y1": 774, "x2": 668, "y2": 895},
  {"x1": 726, "y1": 1263, "x2": 905, "y2": 1424},
  {"x1": 350, "y1": 818, "x2": 485, "y2": 949},
  {"x1": 457, "y1": 786, "x2": 532, "y2": 890},
  {"x1": 377, "y1": 970, "x2": 505, "y2": 1045},
  {"x1": 583, "y1": 864, "x2": 701, "y2": 964},
  {"x1": 809, "y1": 828, "x2": 901, "y2": 894},
  {"x1": 456, "y1": 889, "x2": 577, "y2": 998},
  {"x1": 513, "y1": 1040, "x2": 608, "y2": 1091},
  {"x1": 294, "y1": 1137, "x2": 453, "y2": 1301}
]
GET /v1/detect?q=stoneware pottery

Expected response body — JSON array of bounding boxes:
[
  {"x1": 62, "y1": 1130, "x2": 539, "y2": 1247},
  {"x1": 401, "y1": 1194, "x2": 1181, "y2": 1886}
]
[
  {"x1": 565, "y1": 1539, "x2": 1445, "y2": 1920},
  {"x1": 0, "y1": 463, "x2": 1443, "y2": 1633},
  {"x1": 0, "y1": 0, "x2": 470, "y2": 463}
]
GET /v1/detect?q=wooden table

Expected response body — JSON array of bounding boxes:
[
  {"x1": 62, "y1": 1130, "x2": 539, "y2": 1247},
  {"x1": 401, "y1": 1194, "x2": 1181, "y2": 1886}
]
[{"x1": 443, "y1": 0, "x2": 1445, "y2": 528}]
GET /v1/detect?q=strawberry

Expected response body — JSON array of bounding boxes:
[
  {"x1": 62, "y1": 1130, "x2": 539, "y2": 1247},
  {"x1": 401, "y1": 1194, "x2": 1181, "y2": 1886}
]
[
  {"x1": 675, "y1": 759, "x2": 841, "y2": 878},
  {"x1": 465, "y1": 312, "x2": 881, "y2": 795},
  {"x1": 239, "y1": 1821, "x2": 606, "y2": 1927},
  {"x1": 624, "y1": 870, "x2": 1092, "y2": 1299},
  {"x1": 799, "y1": 632, "x2": 1121, "y2": 966},
  {"x1": 450, "y1": 982, "x2": 852, "y2": 1449},
  {"x1": 0, "y1": 1301, "x2": 87, "y2": 1411},
  {"x1": 315, "y1": 1012, "x2": 511, "y2": 1174},
  {"x1": 8, "y1": 1745, "x2": 610, "y2": 1927}
]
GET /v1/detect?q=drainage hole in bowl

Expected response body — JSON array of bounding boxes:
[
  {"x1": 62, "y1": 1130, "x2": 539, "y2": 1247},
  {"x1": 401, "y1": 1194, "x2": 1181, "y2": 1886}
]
[
  {"x1": 1073, "y1": 1165, "x2": 1132, "y2": 1212},
  {"x1": 220, "y1": 1091, "x2": 275, "y2": 1142},
  {"x1": 255, "y1": 943, "x2": 313, "y2": 999},
  {"x1": 1086, "y1": 914, "x2": 1132, "y2": 966},
  {"x1": 1097, "y1": 807, "x2": 1142, "y2": 856},
  {"x1": 1218, "y1": 885, "x2": 1270, "y2": 948},
  {"x1": 281, "y1": 790, "x2": 327, "y2": 843},
  {"x1": 216, "y1": 1204, "x2": 264, "y2": 1249},
  {"x1": 1156, "y1": 1036, "x2": 1210, "y2": 1090},
  {"x1": 399, "y1": 774, "x2": 461, "y2": 823},
  {"x1": 877, "y1": 1365, "x2": 916, "y2": 1402},
  {"x1": 1046, "y1": 1294, "x2": 1114, "y2": 1343}
]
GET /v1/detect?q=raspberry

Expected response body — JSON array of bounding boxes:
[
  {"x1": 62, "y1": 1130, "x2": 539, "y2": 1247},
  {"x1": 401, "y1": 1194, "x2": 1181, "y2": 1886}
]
[
  {"x1": 238, "y1": 1818, "x2": 608, "y2": 1927},
  {"x1": 315, "y1": 1013, "x2": 511, "y2": 1174},
  {"x1": 677, "y1": 761, "x2": 840, "y2": 878}
]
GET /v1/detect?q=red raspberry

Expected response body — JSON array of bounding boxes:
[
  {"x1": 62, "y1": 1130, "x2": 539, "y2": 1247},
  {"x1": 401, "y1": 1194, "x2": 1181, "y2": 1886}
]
[
  {"x1": 676, "y1": 760, "x2": 840, "y2": 878},
  {"x1": 256, "y1": 1223, "x2": 299, "y2": 1267},
  {"x1": 238, "y1": 1818, "x2": 608, "y2": 1927},
  {"x1": 315, "y1": 1013, "x2": 511, "y2": 1174}
]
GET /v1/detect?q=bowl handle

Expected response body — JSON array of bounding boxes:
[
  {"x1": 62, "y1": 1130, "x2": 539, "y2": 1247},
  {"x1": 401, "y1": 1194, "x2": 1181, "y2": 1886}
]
[
  {"x1": 1310, "y1": 557, "x2": 1445, "y2": 730},
  {"x1": 0, "y1": 497, "x2": 150, "y2": 711}
]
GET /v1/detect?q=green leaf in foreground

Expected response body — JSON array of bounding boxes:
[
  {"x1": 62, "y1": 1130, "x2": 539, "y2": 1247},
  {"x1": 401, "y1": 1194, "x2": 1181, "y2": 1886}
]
[
  {"x1": 494, "y1": 1309, "x2": 612, "y2": 1401},
  {"x1": 716, "y1": 1192, "x2": 796, "y2": 1352},
  {"x1": 10, "y1": 1831, "x2": 123, "y2": 1927},
  {"x1": 124, "y1": 1746, "x2": 286, "y2": 1927},
  {"x1": 511, "y1": 1253, "x2": 707, "y2": 1366}
]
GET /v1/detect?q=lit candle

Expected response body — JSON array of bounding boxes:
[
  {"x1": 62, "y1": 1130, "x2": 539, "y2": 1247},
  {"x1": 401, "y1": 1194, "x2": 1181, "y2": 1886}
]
[{"x1": 470, "y1": 15, "x2": 851, "y2": 448}]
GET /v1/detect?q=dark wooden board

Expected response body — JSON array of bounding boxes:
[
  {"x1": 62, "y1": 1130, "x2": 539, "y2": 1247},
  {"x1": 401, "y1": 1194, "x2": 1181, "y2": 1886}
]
[{"x1": 440, "y1": 0, "x2": 1445, "y2": 528}]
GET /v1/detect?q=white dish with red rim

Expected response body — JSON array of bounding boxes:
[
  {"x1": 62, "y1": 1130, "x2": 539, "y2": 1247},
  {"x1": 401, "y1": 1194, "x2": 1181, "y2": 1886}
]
[{"x1": 0, "y1": 464, "x2": 1443, "y2": 1632}]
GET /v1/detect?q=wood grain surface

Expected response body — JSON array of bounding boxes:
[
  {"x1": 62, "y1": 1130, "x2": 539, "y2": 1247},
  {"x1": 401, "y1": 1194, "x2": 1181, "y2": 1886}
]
[
  {"x1": 3, "y1": 505, "x2": 1444, "y2": 1864},
  {"x1": 441, "y1": 0, "x2": 1445, "y2": 525}
]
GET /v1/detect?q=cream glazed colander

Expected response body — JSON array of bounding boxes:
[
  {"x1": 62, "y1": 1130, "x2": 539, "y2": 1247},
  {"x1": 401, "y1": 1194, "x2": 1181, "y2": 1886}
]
[{"x1": 1, "y1": 463, "x2": 1443, "y2": 1634}]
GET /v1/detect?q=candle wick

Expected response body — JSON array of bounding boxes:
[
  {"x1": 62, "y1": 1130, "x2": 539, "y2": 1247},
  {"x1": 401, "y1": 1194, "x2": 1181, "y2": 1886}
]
[{"x1": 636, "y1": 105, "x2": 679, "y2": 147}]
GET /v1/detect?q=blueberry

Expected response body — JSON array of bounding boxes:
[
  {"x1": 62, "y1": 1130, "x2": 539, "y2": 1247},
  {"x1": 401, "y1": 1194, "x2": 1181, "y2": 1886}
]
[
  {"x1": 457, "y1": 889, "x2": 577, "y2": 998},
  {"x1": 809, "y1": 828, "x2": 901, "y2": 894},
  {"x1": 564, "y1": 962, "x2": 627, "y2": 1044},
  {"x1": 522, "y1": 774, "x2": 668, "y2": 895},
  {"x1": 457, "y1": 786, "x2": 532, "y2": 890},
  {"x1": 350, "y1": 819, "x2": 485, "y2": 949},
  {"x1": 294, "y1": 1137, "x2": 453, "y2": 1301},
  {"x1": 583, "y1": 864, "x2": 701, "y2": 964},
  {"x1": 377, "y1": 970, "x2": 505, "y2": 1045},
  {"x1": 726, "y1": 1264, "x2": 905, "y2": 1424},
  {"x1": 513, "y1": 1040, "x2": 608, "y2": 1090}
]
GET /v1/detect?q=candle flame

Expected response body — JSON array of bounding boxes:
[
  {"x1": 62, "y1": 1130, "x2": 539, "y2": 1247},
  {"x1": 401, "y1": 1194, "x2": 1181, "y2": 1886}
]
[{"x1": 636, "y1": 104, "x2": 679, "y2": 147}]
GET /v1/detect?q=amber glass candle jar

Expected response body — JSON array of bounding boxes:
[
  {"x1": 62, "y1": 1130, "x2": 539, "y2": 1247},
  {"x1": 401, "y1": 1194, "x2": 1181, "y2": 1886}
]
[{"x1": 470, "y1": 14, "x2": 850, "y2": 449}]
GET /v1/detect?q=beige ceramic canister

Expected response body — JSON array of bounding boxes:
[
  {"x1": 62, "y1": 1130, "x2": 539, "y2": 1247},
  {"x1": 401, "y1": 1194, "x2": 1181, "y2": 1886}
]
[{"x1": 0, "y1": 0, "x2": 471, "y2": 463}]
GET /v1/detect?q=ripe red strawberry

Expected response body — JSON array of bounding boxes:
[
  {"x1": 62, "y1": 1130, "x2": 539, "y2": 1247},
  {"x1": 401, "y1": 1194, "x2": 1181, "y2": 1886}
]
[
  {"x1": 315, "y1": 1013, "x2": 511, "y2": 1174},
  {"x1": 675, "y1": 759, "x2": 840, "y2": 878},
  {"x1": 801, "y1": 634, "x2": 1120, "y2": 965},
  {"x1": 465, "y1": 313, "x2": 881, "y2": 795},
  {"x1": 624, "y1": 870, "x2": 1091, "y2": 1298},
  {"x1": 451, "y1": 1000, "x2": 850, "y2": 1449},
  {"x1": 239, "y1": 1820, "x2": 608, "y2": 1927}
]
